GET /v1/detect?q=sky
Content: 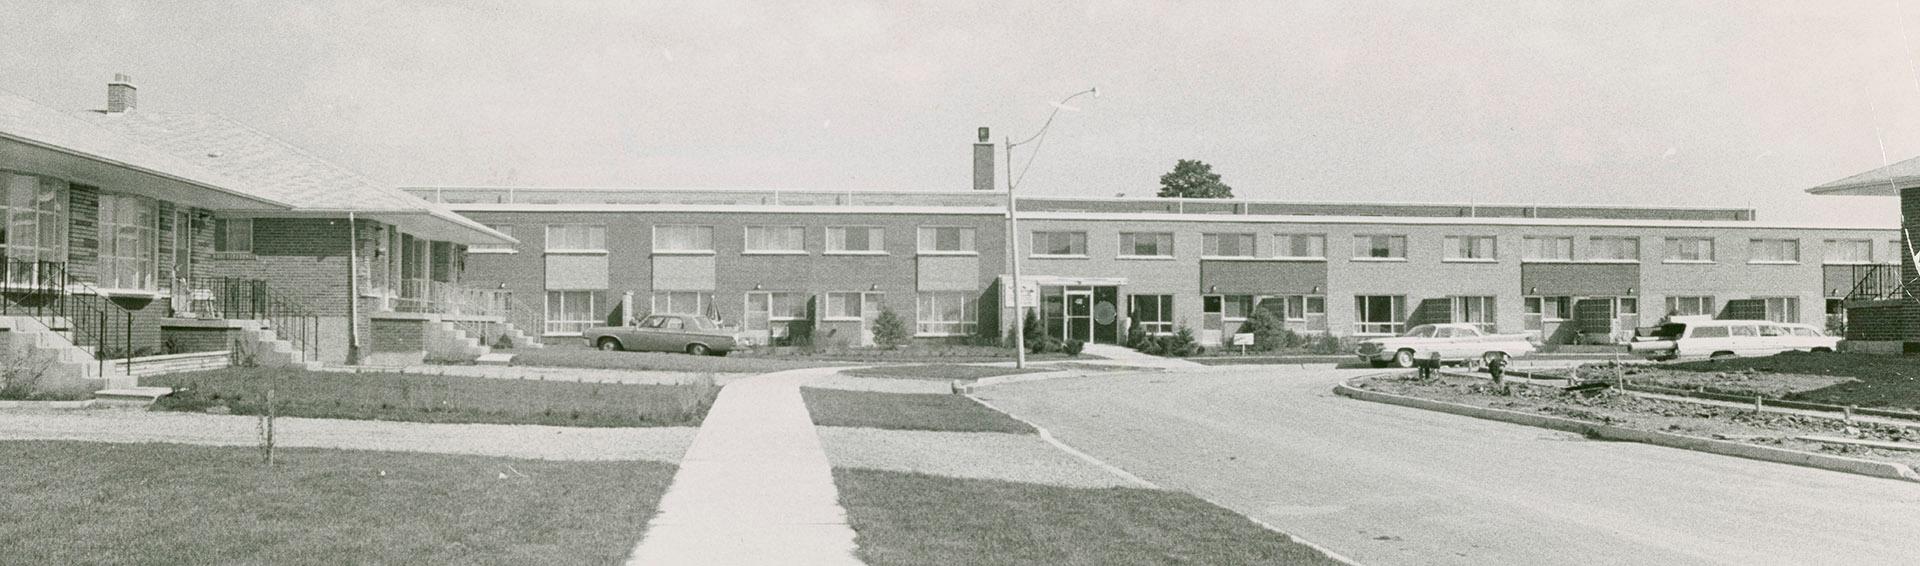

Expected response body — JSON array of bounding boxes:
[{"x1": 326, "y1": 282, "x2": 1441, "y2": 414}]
[{"x1": 3, "y1": 0, "x2": 1919, "y2": 227}]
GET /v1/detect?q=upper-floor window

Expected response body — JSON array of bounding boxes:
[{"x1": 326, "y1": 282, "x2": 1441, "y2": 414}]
[
  {"x1": 1665, "y1": 237, "x2": 1715, "y2": 262},
  {"x1": 1276, "y1": 234, "x2": 1326, "y2": 259},
  {"x1": 1443, "y1": 236, "x2": 1497, "y2": 261},
  {"x1": 1119, "y1": 232, "x2": 1173, "y2": 257},
  {"x1": 1749, "y1": 239, "x2": 1800, "y2": 264},
  {"x1": 917, "y1": 226, "x2": 976, "y2": 253},
  {"x1": 1351, "y1": 235, "x2": 1406, "y2": 260},
  {"x1": 1203, "y1": 233, "x2": 1256, "y2": 257},
  {"x1": 1824, "y1": 239, "x2": 1873, "y2": 264},
  {"x1": 1521, "y1": 236, "x2": 1573, "y2": 261},
  {"x1": 470, "y1": 224, "x2": 513, "y2": 253},
  {"x1": 745, "y1": 225, "x2": 806, "y2": 253},
  {"x1": 826, "y1": 226, "x2": 884, "y2": 253},
  {"x1": 653, "y1": 225, "x2": 713, "y2": 253},
  {"x1": 214, "y1": 218, "x2": 254, "y2": 253},
  {"x1": 546, "y1": 224, "x2": 605, "y2": 252},
  {"x1": 1031, "y1": 231, "x2": 1087, "y2": 257},
  {"x1": 1588, "y1": 236, "x2": 1640, "y2": 261}
]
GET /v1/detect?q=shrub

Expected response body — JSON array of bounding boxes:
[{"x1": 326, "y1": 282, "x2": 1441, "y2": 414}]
[
  {"x1": 1308, "y1": 333, "x2": 1347, "y2": 355},
  {"x1": 1237, "y1": 307, "x2": 1291, "y2": 352},
  {"x1": 1124, "y1": 319, "x2": 1148, "y2": 349},
  {"x1": 1021, "y1": 310, "x2": 1047, "y2": 350},
  {"x1": 871, "y1": 307, "x2": 912, "y2": 349},
  {"x1": 1062, "y1": 339, "x2": 1085, "y2": 356}
]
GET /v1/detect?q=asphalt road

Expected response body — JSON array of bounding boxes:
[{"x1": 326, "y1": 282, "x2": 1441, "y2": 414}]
[{"x1": 976, "y1": 367, "x2": 1920, "y2": 566}]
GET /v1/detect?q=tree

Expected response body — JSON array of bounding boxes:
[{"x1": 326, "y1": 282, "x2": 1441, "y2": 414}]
[
  {"x1": 871, "y1": 307, "x2": 911, "y2": 349},
  {"x1": 1156, "y1": 159, "x2": 1234, "y2": 199}
]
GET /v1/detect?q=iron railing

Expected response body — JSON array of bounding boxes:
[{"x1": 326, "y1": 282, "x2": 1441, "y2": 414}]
[
  {"x1": 0, "y1": 258, "x2": 139, "y2": 377},
  {"x1": 1844, "y1": 264, "x2": 1915, "y2": 301},
  {"x1": 187, "y1": 277, "x2": 322, "y2": 363}
]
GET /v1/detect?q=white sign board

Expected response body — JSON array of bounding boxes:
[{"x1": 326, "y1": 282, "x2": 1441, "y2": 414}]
[
  {"x1": 1231, "y1": 333, "x2": 1256, "y2": 346},
  {"x1": 1006, "y1": 279, "x2": 1041, "y2": 308}
]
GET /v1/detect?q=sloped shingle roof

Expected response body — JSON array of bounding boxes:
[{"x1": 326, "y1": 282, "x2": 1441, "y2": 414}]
[{"x1": 1806, "y1": 155, "x2": 1920, "y2": 196}]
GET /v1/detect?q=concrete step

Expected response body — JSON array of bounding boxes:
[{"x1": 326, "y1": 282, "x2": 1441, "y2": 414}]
[
  {"x1": 94, "y1": 386, "x2": 173, "y2": 407},
  {"x1": 475, "y1": 352, "x2": 516, "y2": 366}
]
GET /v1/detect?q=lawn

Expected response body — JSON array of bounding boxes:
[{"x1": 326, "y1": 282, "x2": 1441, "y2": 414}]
[
  {"x1": 834, "y1": 468, "x2": 1343, "y2": 566},
  {"x1": 801, "y1": 388, "x2": 1036, "y2": 434},
  {"x1": 840, "y1": 364, "x2": 1050, "y2": 381},
  {"x1": 1657, "y1": 351, "x2": 1920, "y2": 410},
  {"x1": 511, "y1": 346, "x2": 839, "y2": 373},
  {"x1": 0, "y1": 440, "x2": 674, "y2": 566},
  {"x1": 1189, "y1": 355, "x2": 1359, "y2": 367},
  {"x1": 144, "y1": 367, "x2": 719, "y2": 427}
]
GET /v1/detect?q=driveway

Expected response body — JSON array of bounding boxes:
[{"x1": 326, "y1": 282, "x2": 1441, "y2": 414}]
[{"x1": 976, "y1": 367, "x2": 1920, "y2": 566}]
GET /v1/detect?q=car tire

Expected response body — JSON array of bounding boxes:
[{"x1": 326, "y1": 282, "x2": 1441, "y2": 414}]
[
  {"x1": 1393, "y1": 349, "x2": 1415, "y2": 368},
  {"x1": 596, "y1": 338, "x2": 622, "y2": 352},
  {"x1": 687, "y1": 343, "x2": 710, "y2": 356}
]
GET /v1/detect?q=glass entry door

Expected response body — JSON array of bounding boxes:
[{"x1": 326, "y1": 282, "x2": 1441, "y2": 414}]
[{"x1": 1065, "y1": 288, "x2": 1093, "y2": 343}]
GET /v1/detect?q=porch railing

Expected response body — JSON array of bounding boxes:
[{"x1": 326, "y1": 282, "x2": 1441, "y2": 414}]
[
  {"x1": 1, "y1": 258, "x2": 140, "y2": 377},
  {"x1": 1844, "y1": 264, "x2": 1915, "y2": 301},
  {"x1": 393, "y1": 280, "x2": 512, "y2": 317},
  {"x1": 188, "y1": 277, "x2": 322, "y2": 363}
]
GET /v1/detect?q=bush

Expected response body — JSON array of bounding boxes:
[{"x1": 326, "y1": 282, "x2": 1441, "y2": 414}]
[
  {"x1": 1308, "y1": 333, "x2": 1347, "y2": 355},
  {"x1": 1237, "y1": 307, "x2": 1291, "y2": 352},
  {"x1": 1021, "y1": 310, "x2": 1047, "y2": 350},
  {"x1": 1124, "y1": 319, "x2": 1148, "y2": 349},
  {"x1": 1138, "y1": 325, "x2": 1202, "y2": 357},
  {"x1": 1062, "y1": 340, "x2": 1085, "y2": 356},
  {"x1": 872, "y1": 307, "x2": 912, "y2": 349}
]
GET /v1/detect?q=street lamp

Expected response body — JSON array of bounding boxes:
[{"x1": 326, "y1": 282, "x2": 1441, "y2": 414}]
[{"x1": 1006, "y1": 87, "x2": 1098, "y2": 368}]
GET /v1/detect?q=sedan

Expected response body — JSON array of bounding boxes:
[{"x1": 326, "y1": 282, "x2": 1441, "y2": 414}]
[{"x1": 583, "y1": 314, "x2": 739, "y2": 356}]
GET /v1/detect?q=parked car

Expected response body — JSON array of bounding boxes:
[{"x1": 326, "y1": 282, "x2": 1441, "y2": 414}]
[
  {"x1": 1354, "y1": 323, "x2": 1538, "y2": 368},
  {"x1": 584, "y1": 314, "x2": 740, "y2": 356},
  {"x1": 1627, "y1": 319, "x2": 1839, "y2": 361}
]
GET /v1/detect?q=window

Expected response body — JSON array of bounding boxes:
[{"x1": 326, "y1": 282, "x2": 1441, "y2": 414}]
[
  {"x1": 1521, "y1": 237, "x2": 1573, "y2": 261},
  {"x1": 745, "y1": 292, "x2": 808, "y2": 337},
  {"x1": 1666, "y1": 296, "x2": 1715, "y2": 317},
  {"x1": 545, "y1": 291, "x2": 596, "y2": 335},
  {"x1": 1031, "y1": 231, "x2": 1087, "y2": 256},
  {"x1": 1589, "y1": 237, "x2": 1640, "y2": 261},
  {"x1": 98, "y1": 193, "x2": 157, "y2": 290},
  {"x1": 1524, "y1": 296, "x2": 1571, "y2": 321},
  {"x1": 917, "y1": 226, "x2": 976, "y2": 253},
  {"x1": 1452, "y1": 296, "x2": 1496, "y2": 332},
  {"x1": 1351, "y1": 235, "x2": 1406, "y2": 260},
  {"x1": 1276, "y1": 234, "x2": 1326, "y2": 259},
  {"x1": 745, "y1": 225, "x2": 806, "y2": 253},
  {"x1": 1759, "y1": 296, "x2": 1800, "y2": 323},
  {"x1": 545, "y1": 224, "x2": 606, "y2": 251},
  {"x1": 1, "y1": 172, "x2": 70, "y2": 284},
  {"x1": 1619, "y1": 297, "x2": 1639, "y2": 316},
  {"x1": 1748, "y1": 239, "x2": 1800, "y2": 264},
  {"x1": 1203, "y1": 233, "x2": 1256, "y2": 257},
  {"x1": 1665, "y1": 237, "x2": 1714, "y2": 262},
  {"x1": 654, "y1": 225, "x2": 713, "y2": 252},
  {"x1": 916, "y1": 292, "x2": 978, "y2": 336},
  {"x1": 1444, "y1": 236, "x2": 1497, "y2": 261},
  {"x1": 1269, "y1": 294, "x2": 1326, "y2": 321},
  {"x1": 1215, "y1": 295, "x2": 1253, "y2": 321},
  {"x1": 651, "y1": 291, "x2": 712, "y2": 316},
  {"x1": 1129, "y1": 294, "x2": 1174, "y2": 334},
  {"x1": 1353, "y1": 295, "x2": 1407, "y2": 334},
  {"x1": 213, "y1": 218, "x2": 253, "y2": 253},
  {"x1": 1690, "y1": 326, "x2": 1730, "y2": 338},
  {"x1": 1120, "y1": 232, "x2": 1173, "y2": 257},
  {"x1": 824, "y1": 292, "x2": 872, "y2": 320},
  {"x1": 1825, "y1": 239, "x2": 1872, "y2": 264},
  {"x1": 827, "y1": 226, "x2": 884, "y2": 253}
]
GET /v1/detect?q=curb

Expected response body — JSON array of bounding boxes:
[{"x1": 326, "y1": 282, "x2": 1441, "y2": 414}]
[
  {"x1": 0, "y1": 399, "x2": 98, "y2": 410},
  {"x1": 957, "y1": 365, "x2": 1169, "y2": 393},
  {"x1": 964, "y1": 394, "x2": 1366, "y2": 566},
  {"x1": 1333, "y1": 381, "x2": 1920, "y2": 483}
]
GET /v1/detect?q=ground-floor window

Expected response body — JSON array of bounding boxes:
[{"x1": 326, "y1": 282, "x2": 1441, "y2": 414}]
[
  {"x1": 1202, "y1": 295, "x2": 1254, "y2": 334},
  {"x1": 545, "y1": 291, "x2": 596, "y2": 335},
  {"x1": 1666, "y1": 296, "x2": 1715, "y2": 317},
  {"x1": 1353, "y1": 295, "x2": 1407, "y2": 335},
  {"x1": 651, "y1": 291, "x2": 713, "y2": 317},
  {"x1": 1264, "y1": 294, "x2": 1326, "y2": 321},
  {"x1": 823, "y1": 292, "x2": 870, "y2": 321},
  {"x1": 0, "y1": 172, "x2": 70, "y2": 286},
  {"x1": 916, "y1": 292, "x2": 977, "y2": 336},
  {"x1": 99, "y1": 193, "x2": 158, "y2": 291},
  {"x1": 746, "y1": 292, "x2": 809, "y2": 337},
  {"x1": 1129, "y1": 294, "x2": 1173, "y2": 335},
  {"x1": 1451, "y1": 296, "x2": 1496, "y2": 332},
  {"x1": 1523, "y1": 296, "x2": 1571, "y2": 321},
  {"x1": 1758, "y1": 296, "x2": 1800, "y2": 323}
]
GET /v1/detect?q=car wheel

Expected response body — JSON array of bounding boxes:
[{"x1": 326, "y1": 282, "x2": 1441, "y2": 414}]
[
  {"x1": 1393, "y1": 349, "x2": 1415, "y2": 368},
  {"x1": 687, "y1": 343, "x2": 710, "y2": 356},
  {"x1": 596, "y1": 338, "x2": 622, "y2": 352}
]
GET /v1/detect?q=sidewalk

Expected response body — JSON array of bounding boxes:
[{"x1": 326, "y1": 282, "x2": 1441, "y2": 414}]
[
  {"x1": 626, "y1": 367, "x2": 865, "y2": 566},
  {"x1": 1079, "y1": 343, "x2": 1207, "y2": 370}
]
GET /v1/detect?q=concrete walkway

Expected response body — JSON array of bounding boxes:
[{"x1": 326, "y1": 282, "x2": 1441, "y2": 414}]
[
  {"x1": 1079, "y1": 343, "x2": 1207, "y2": 370},
  {"x1": 626, "y1": 367, "x2": 864, "y2": 566}
]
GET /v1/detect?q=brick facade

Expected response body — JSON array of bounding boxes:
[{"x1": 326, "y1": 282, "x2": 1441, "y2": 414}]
[{"x1": 67, "y1": 184, "x2": 100, "y2": 284}]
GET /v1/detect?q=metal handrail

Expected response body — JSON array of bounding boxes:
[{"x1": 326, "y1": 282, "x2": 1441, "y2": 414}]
[
  {"x1": 190, "y1": 276, "x2": 321, "y2": 363},
  {"x1": 1844, "y1": 263, "x2": 1906, "y2": 301},
  {"x1": 0, "y1": 258, "x2": 139, "y2": 377}
]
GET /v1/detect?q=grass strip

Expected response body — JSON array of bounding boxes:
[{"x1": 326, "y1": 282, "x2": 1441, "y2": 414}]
[
  {"x1": 802, "y1": 388, "x2": 1036, "y2": 434},
  {"x1": 840, "y1": 364, "x2": 1050, "y2": 381}
]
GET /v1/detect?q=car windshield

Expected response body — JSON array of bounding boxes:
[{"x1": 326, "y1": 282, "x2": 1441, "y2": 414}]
[{"x1": 1403, "y1": 325, "x2": 1436, "y2": 338}]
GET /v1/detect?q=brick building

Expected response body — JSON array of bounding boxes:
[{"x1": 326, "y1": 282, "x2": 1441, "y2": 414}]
[
  {"x1": 1806, "y1": 161, "x2": 1920, "y2": 354},
  {"x1": 1, "y1": 78, "x2": 518, "y2": 392}
]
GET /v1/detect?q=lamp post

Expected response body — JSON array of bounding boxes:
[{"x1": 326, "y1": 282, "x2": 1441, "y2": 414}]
[{"x1": 1006, "y1": 87, "x2": 1098, "y2": 368}]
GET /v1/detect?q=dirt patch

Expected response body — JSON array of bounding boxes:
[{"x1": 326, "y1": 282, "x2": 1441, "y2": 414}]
[
  {"x1": 1528, "y1": 363, "x2": 1855, "y2": 399},
  {"x1": 1357, "y1": 373, "x2": 1920, "y2": 470},
  {"x1": 1550, "y1": 352, "x2": 1920, "y2": 411}
]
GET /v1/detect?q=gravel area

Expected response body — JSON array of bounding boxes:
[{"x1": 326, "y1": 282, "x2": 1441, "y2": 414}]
[
  {"x1": 807, "y1": 374, "x2": 956, "y2": 394},
  {"x1": 324, "y1": 363, "x2": 746, "y2": 385},
  {"x1": 816, "y1": 426, "x2": 1138, "y2": 488},
  {"x1": 0, "y1": 409, "x2": 696, "y2": 462}
]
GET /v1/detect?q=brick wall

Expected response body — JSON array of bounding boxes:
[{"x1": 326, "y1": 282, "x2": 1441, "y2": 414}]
[
  {"x1": 1845, "y1": 299, "x2": 1919, "y2": 341},
  {"x1": 253, "y1": 218, "x2": 351, "y2": 257},
  {"x1": 67, "y1": 184, "x2": 100, "y2": 284},
  {"x1": 371, "y1": 318, "x2": 425, "y2": 352},
  {"x1": 161, "y1": 326, "x2": 240, "y2": 354}
]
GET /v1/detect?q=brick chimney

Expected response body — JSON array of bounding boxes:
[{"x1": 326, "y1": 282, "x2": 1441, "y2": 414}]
[
  {"x1": 972, "y1": 127, "x2": 994, "y2": 191},
  {"x1": 106, "y1": 73, "x2": 136, "y2": 113}
]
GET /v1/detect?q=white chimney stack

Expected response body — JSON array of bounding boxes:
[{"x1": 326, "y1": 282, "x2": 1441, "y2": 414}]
[{"x1": 107, "y1": 73, "x2": 136, "y2": 113}]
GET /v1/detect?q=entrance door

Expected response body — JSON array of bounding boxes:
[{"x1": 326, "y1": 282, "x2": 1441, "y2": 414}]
[
  {"x1": 859, "y1": 293, "x2": 883, "y2": 346},
  {"x1": 169, "y1": 210, "x2": 193, "y2": 316},
  {"x1": 1201, "y1": 295, "x2": 1225, "y2": 345},
  {"x1": 1065, "y1": 288, "x2": 1093, "y2": 343},
  {"x1": 1092, "y1": 286, "x2": 1118, "y2": 344}
]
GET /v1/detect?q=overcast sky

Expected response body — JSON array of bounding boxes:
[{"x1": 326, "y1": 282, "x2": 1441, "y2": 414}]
[{"x1": 4, "y1": 1, "x2": 1918, "y2": 226}]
